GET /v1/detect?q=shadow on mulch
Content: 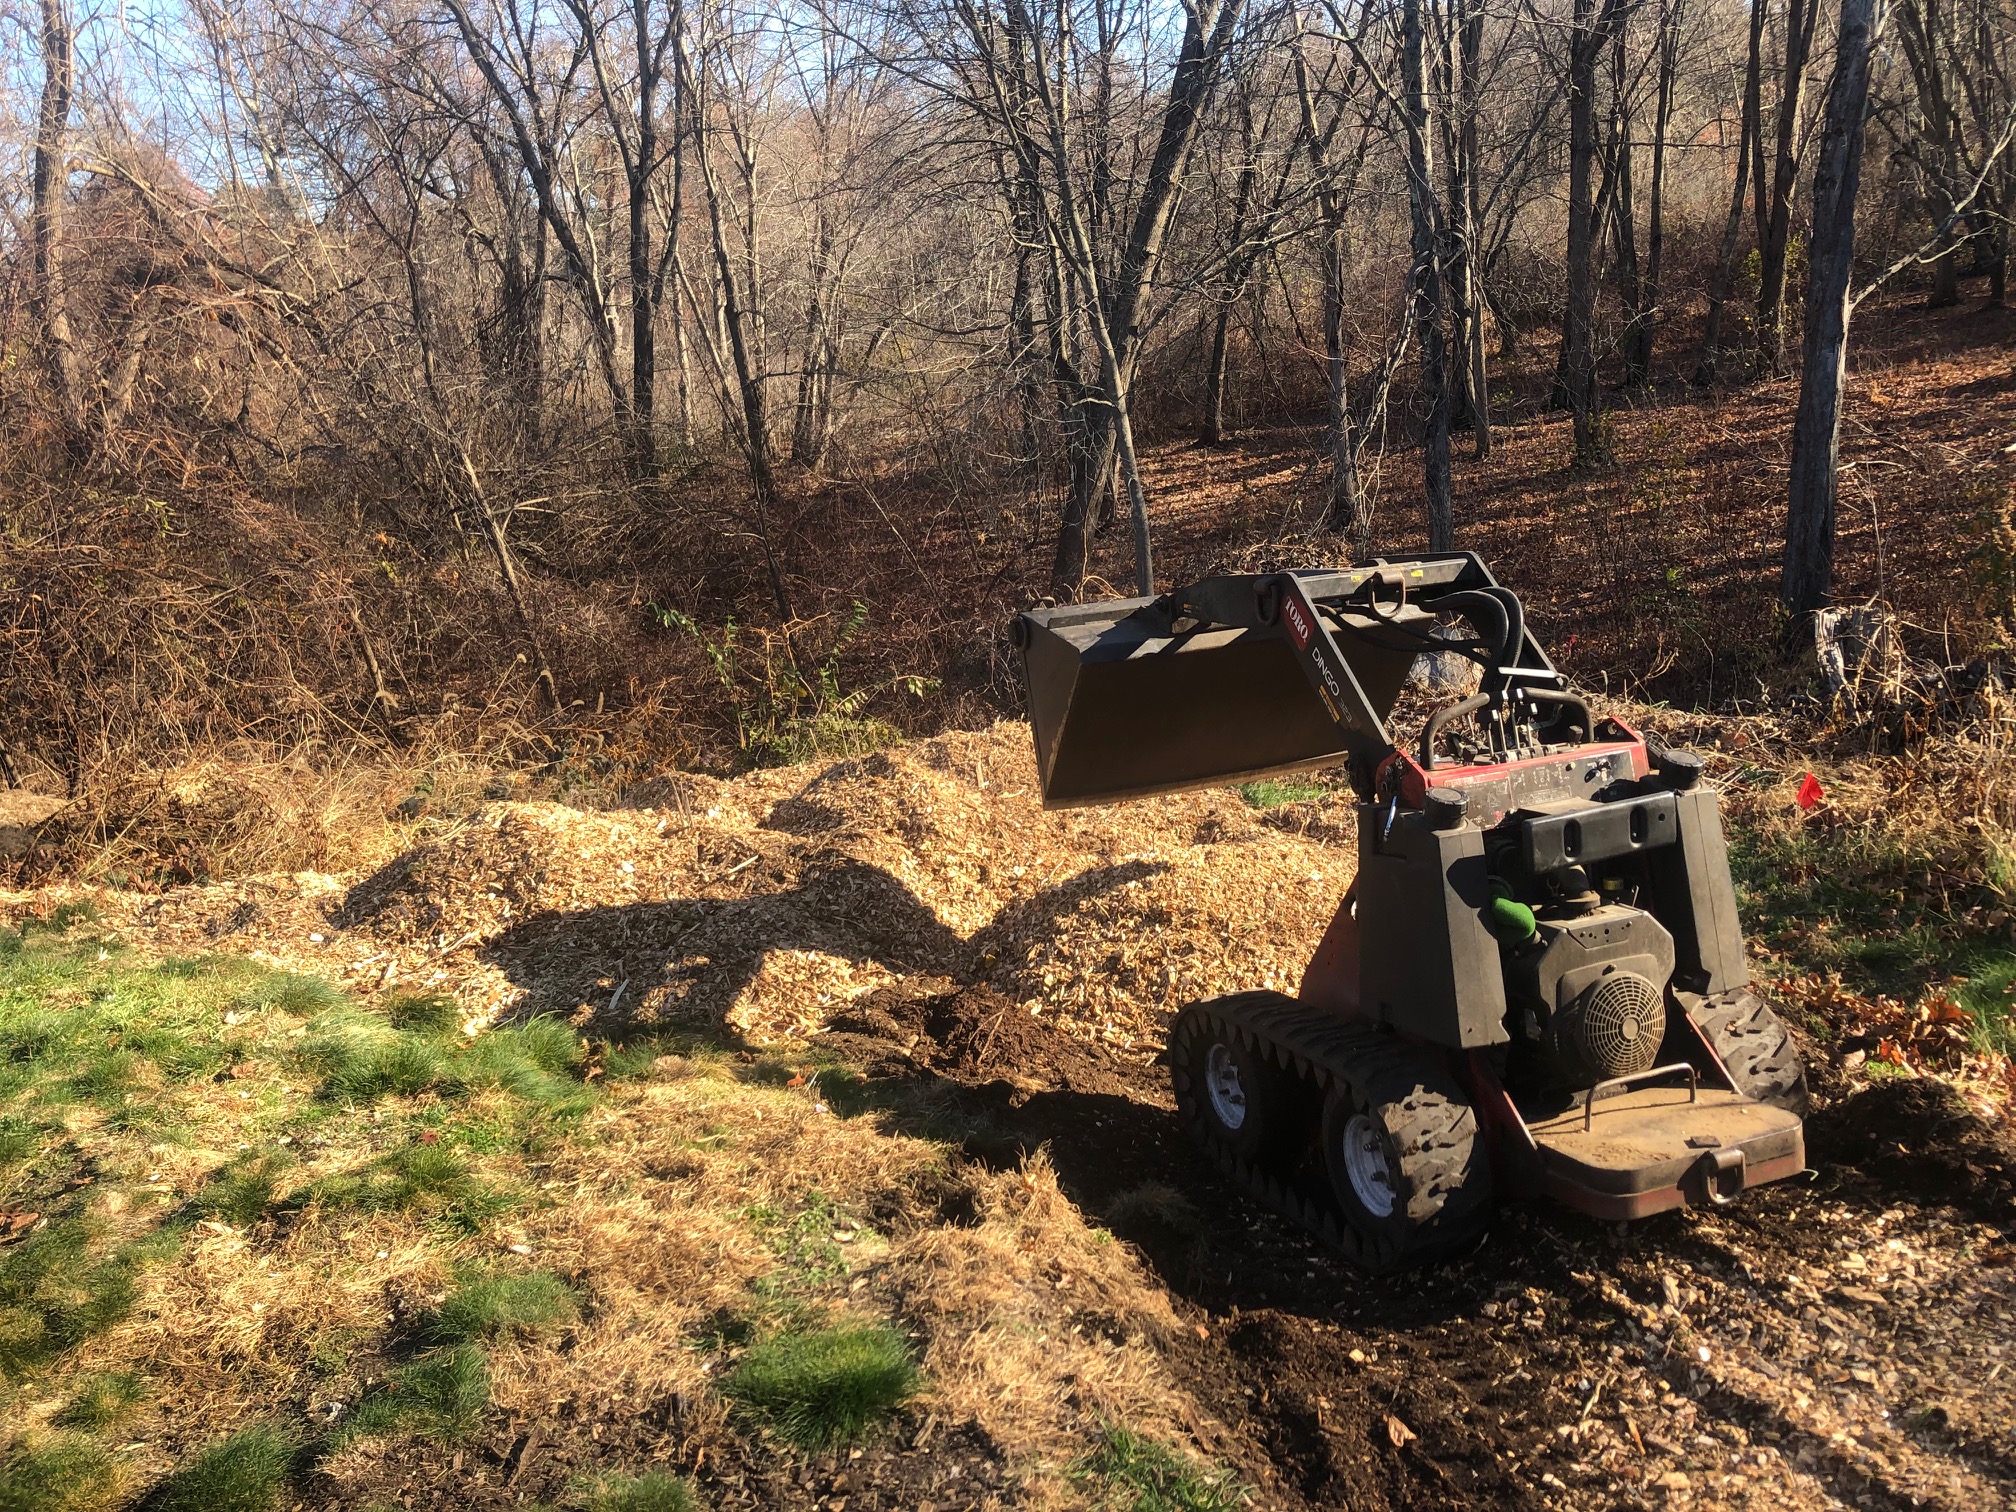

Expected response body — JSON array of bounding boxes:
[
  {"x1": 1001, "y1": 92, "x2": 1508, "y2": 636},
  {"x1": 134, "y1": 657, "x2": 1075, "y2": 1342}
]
[
  {"x1": 1805, "y1": 1076, "x2": 2016, "y2": 1224},
  {"x1": 470, "y1": 856, "x2": 1163, "y2": 1033}
]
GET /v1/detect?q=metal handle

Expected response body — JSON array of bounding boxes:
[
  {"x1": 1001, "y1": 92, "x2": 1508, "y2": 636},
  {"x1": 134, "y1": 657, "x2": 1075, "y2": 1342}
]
[
  {"x1": 1698, "y1": 1147, "x2": 1747, "y2": 1205},
  {"x1": 1583, "y1": 1062, "x2": 1699, "y2": 1131}
]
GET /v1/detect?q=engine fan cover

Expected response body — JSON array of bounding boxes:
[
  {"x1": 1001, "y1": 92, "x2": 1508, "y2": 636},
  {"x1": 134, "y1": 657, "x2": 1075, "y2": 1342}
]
[{"x1": 1550, "y1": 970, "x2": 1665, "y2": 1082}]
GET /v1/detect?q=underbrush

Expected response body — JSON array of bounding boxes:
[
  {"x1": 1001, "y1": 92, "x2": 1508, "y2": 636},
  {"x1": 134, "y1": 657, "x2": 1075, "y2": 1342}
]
[{"x1": 1720, "y1": 730, "x2": 2016, "y2": 1084}]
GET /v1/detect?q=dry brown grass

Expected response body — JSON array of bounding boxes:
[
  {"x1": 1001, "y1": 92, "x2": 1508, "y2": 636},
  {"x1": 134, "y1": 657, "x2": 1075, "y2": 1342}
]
[{"x1": 882, "y1": 1150, "x2": 1194, "y2": 1501}]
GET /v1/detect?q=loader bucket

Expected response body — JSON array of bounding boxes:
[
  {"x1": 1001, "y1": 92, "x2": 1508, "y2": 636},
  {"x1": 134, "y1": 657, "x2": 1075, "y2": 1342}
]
[{"x1": 1017, "y1": 595, "x2": 1422, "y2": 808}]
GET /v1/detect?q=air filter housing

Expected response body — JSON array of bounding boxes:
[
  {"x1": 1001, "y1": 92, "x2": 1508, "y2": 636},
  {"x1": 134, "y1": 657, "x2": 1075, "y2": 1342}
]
[
  {"x1": 1510, "y1": 903, "x2": 1678, "y2": 1090},
  {"x1": 1550, "y1": 970, "x2": 1665, "y2": 1082}
]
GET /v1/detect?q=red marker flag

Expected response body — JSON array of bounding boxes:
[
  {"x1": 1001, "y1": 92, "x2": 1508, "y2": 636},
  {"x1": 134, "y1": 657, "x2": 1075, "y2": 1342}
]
[{"x1": 1795, "y1": 772, "x2": 1825, "y2": 811}]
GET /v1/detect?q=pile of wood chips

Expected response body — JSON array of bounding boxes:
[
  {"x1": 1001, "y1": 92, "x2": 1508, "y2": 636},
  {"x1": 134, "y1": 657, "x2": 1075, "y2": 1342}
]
[{"x1": 58, "y1": 723, "x2": 1353, "y2": 1057}]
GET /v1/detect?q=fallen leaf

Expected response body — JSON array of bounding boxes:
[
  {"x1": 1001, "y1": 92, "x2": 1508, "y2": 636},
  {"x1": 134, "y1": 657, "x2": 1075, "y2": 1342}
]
[{"x1": 1384, "y1": 1414, "x2": 1416, "y2": 1448}]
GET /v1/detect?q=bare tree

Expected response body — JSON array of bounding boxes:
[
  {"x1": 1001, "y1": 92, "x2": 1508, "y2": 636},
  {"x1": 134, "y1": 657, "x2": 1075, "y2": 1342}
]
[
  {"x1": 1754, "y1": 0, "x2": 1820, "y2": 375},
  {"x1": 1623, "y1": 0, "x2": 1680, "y2": 386},
  {"x1": 1400, "y1": 0, "x2": 1453, "y2": 547},
  {"x1": 1784, "y1": 0, "x2": 2014, "y2": 621},
  {"x1": 1696, "y1": 6, "x2": 1763, "y2": 383},
  {"x1": 32, "y1": 0, "x2": 86, "y2": 446},
  {"x1": 1290, "y1": 10, "x2": 1375, "y2": 540},
  {"x1": 1443, "y1": 0, "x2": 1491, "y2": 455},
  {"x1": 561, "y1": 0, "x2": 683, "y2": 470},
  {"x1": 1563, "y1": 0, "x2": 1629, "y2": 464},
  {"x1": 676, "y1": 0, "x2": 795, "y2": 617},
  {"x1": 917, "y1": 0, "x2": 1246, "y2": 595},
  {"x1": 1781, "y1": 0, "x2": 1885, "y2": 625}
]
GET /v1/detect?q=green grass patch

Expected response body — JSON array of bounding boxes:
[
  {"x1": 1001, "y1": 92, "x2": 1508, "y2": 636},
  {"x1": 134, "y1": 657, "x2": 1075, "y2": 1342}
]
[
  {"x1": 191, "y1": 1152, "x2": 296, "y2": 1227},
  {"x1": 342, "y1": 1344, "x2": 491, "y2": 1443},
  {"x1": 152, "y1": 1424, "x2": 298, "y2": 1512},
  {"x1": 1072, "y1": 1423, "x2": 1246, "y2": 1512},
  {"x1": 568, "y1": 1470, "x2": 703, "y2": 1512},
  {"x1": 236, "y1": 972, "x2": 348, "y2": 1016},
  {"x1": 298, "y1": 1006, "x2": 587, "y2": 1111},
  {"x1": 1235, "y1": 778, "x2": 1326, "y2": 809},
  {"x1": 425, "y1": 1267, "x2": 578, "y2": 1344},
  {"x1": 0, "y1": 1430, "x2": 121, "y2": 1512},
  {"x1": 0, "y1": 1220, "x2": 139, "y2": 1377},
  {"x1": 0, "y1": 1113, "x2": 49, "y2": 1166},
  {"x1": 1730, "y1": 824, "x2": 2010, "y2": 1002},
  {"x1": 1957, "y1": 956, "x2": 2016, "y2": 1055},
  {"x1": 53, "y1": 1371, "x2": 146, "y2": 1431},
  {"x1": 302, "y1": 1141, "x2": 519, "y2": 1233},
  {"x1": 385, "y1": 991, "x2": 462, "y2": 1032},
  {"x1": 720, "y1": 1323, "x2": 919, "y2": 1448}
]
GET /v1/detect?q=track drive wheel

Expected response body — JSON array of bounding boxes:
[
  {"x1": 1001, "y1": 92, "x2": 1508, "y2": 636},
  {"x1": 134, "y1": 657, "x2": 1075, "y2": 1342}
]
[
  {"x1": 1320, "y1": 1048, "x2": 1491, "y2": 1272},
  {"x1": 1690, "y1": 989, "x2": 1809, "y2": 1115},
  {"x1": 1171, "y1": 998, "x2": 1310, "y2": 1163}
]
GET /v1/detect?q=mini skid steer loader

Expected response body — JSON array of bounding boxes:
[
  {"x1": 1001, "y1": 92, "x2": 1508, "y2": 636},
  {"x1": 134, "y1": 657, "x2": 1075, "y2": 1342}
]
[{"x1": 1011, "y1": 555, "x2": 1808, "y2": 1271}]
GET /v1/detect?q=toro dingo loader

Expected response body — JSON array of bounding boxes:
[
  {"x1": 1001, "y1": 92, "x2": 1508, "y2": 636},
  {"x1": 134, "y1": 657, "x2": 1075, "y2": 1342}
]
[{"x1": 1012, "y1": 555, "x2": 1808, "y2": 1271}]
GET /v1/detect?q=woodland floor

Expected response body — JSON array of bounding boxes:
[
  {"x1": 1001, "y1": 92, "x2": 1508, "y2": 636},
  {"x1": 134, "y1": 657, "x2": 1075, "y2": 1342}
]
[{"x1": 778, "y1": 277, "x2": 2016, "y2": 742}]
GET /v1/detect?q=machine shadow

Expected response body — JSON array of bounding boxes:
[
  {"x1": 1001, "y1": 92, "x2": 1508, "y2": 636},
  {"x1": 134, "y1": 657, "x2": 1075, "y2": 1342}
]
[
  {"x1": 465, "y1": 855, "x2": 1610, "y2": 1337},
  {"x1": 471, "y1": 855, "x2": 1164, "y2": 1033}
]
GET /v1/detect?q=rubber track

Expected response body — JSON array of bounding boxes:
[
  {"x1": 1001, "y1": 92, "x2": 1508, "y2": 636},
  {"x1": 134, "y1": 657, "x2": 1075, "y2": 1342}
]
[
  {"x1": 1170, "y1": 990, "x2": 1482, "y2": 1272},
  {"x1": 1692, "y1": 988, "x2": 1809, "y2": 1115}
]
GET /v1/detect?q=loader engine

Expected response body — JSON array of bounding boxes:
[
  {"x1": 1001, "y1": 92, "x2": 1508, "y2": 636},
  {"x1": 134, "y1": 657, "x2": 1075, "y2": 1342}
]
[{"x1": 1505, "y1": 894, "x2": 1677, "y2": 1089}]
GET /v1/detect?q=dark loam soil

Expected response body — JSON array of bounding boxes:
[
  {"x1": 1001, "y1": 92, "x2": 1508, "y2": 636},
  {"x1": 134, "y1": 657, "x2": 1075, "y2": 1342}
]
[{"x1": 817, "y1": 984, "x2": 2016, "y2": 1511}]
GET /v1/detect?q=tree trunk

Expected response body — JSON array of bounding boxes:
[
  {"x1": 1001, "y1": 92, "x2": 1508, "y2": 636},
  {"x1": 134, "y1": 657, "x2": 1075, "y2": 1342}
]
[
  {"x1": 1629, "y1": 0, "x2": 1681, "y2": 387},
  {"x1": 1202, "y1": 296, "x2": 1235, "y2": 444},
  {"x1": 1756, "y1": 0, "x2": 1817, "y2": 376},
  {"x1": 1457, "y1": 0, "x2": 1491, "y2": 457},
  {"x1": 792, "y1": 209, "x2": 837, "y2": 466},
  {"x1": 1009, "y1": 239, "x2": 1046, "y2": 484},
  {"x1": 1991, "y1": 213, "x2": 2009, "y2": 304},
  {"x1": 1781, "y1": 0, "x2": 1882, "y2": 630},
  {"x1": 1320, "y1": 233, "x2": 1367, "y2": 542},
  {"x1": 626, "y1": 0, "x2": 658, "y2": 472},
  {"x1": 1565, "y1": 0, "x2": 1620, "y2": 464},
  {"x1": 1200, "y1": 136, "x2": 1259, "y2": 446},
  {"x1": 1403, "y1": 0, "x2": 1454, "y2": 549},
  {"x1": 1609, "y1": 21, "x2": 1645, "y2": 388},
  {"x1": 32, "y1": 0, "x2": 85, "y2": 446},
  {"x1": 1696, "y1": 30, "x2": 1760, "y2": 384}
]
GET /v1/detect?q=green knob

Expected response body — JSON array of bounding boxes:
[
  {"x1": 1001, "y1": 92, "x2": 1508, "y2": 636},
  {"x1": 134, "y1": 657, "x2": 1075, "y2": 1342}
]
[{"x1": 1488, "y1": 896, "x2": 1537, "y2": 945}]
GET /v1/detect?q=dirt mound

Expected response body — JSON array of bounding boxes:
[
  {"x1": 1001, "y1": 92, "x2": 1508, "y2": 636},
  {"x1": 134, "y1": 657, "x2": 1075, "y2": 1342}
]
[
  {"x1": 821, "y1": 977, "x2": 1143, "y2": 1098},
  {"x1": 1807, "y1": 1076, "x2": 2016, "y2": 1220}
]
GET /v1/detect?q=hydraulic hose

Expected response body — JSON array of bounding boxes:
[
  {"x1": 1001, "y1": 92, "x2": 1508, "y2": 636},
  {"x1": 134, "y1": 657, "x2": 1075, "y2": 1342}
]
[
  {"x1": 1482, "y1": 586, "x2": 1526, "y2": 686},
  {"x1": 1433, "y1": 591, "x2": 1513, "y2": 695}
]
